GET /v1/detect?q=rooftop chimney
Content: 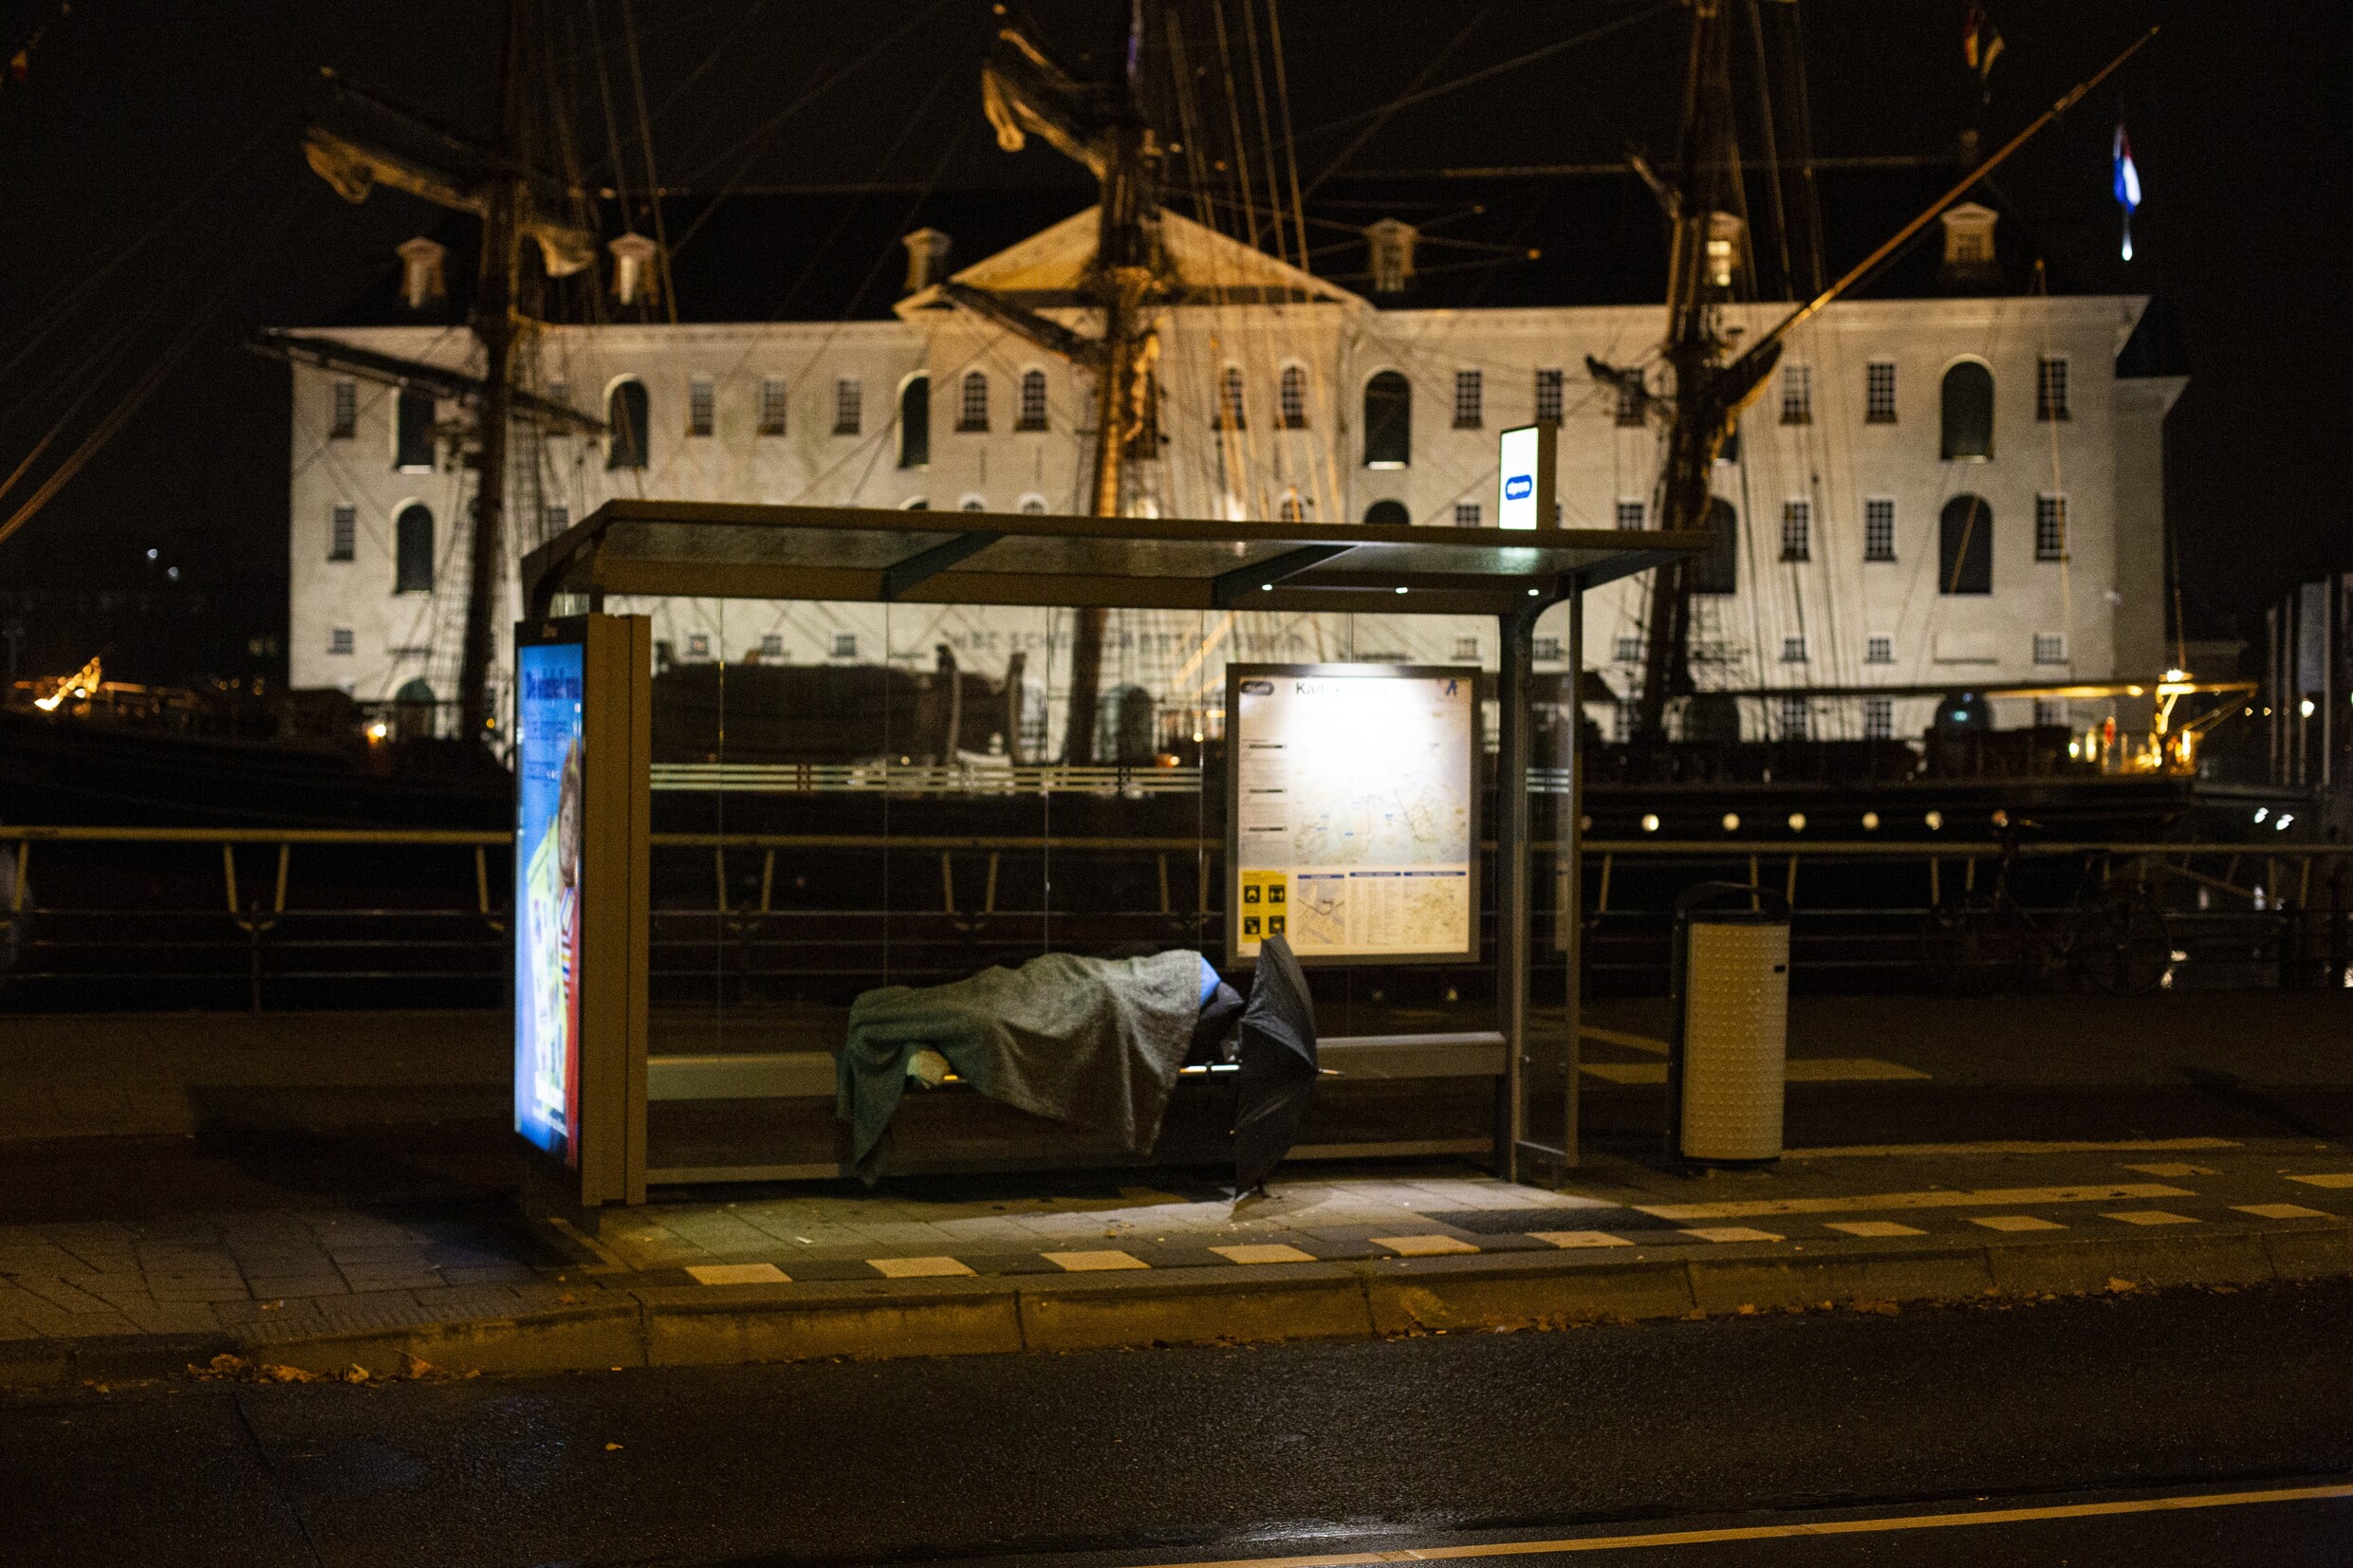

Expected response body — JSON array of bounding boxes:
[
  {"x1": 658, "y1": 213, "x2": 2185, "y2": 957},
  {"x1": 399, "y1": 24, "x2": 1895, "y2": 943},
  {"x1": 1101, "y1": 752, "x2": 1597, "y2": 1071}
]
[
  {"x1": 396, "y1": 236, "x2": 447, "y2": 311},
  {"x1": 1366, "y1": 218, "x2": 1417, "y2": 294},
  {"x1": 1704, "y1": 211, "x2": 1747, "y2": 291},
  {"x1": 901, "y1": 228, "x2": 953, "y2": 294},
  {"x1": 1936, "y1": 202, "x2": 2001, "y2": 291},
  {"x1": 608, "y1": 232, "x2": 660, "y2": 307}
]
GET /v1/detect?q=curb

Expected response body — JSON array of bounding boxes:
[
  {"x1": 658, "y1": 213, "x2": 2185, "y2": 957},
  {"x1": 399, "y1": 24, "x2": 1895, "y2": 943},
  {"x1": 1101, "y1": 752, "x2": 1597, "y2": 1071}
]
[{"x1": 14, "y1": 1227, "x2": 2353, "y2": 1389}]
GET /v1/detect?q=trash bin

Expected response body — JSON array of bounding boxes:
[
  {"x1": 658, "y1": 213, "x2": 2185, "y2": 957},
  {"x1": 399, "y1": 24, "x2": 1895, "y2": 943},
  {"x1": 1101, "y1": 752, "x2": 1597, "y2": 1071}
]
[{"x1": 1664, "y1": 882, "x2": 1791, "y2": 1166}]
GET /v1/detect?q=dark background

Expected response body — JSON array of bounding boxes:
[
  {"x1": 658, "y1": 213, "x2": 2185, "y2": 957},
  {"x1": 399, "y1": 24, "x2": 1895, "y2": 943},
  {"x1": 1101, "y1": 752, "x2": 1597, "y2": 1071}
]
[{"x1": 0, "y1": 0, "x2": 2343, "y2": 690}]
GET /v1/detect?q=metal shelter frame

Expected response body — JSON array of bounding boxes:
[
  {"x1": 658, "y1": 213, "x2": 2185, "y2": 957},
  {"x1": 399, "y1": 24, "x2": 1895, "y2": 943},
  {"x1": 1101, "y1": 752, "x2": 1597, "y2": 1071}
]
[{"x1": 524, "y1": 499, "x2": 1704, "y2": 1182}]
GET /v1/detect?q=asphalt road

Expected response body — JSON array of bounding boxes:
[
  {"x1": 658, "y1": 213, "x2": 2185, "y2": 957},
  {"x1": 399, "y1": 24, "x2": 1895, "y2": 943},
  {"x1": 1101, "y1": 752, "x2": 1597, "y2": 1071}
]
[{"x1": 6, "y1": 1279, "x2": 2352, "y2": 1567}]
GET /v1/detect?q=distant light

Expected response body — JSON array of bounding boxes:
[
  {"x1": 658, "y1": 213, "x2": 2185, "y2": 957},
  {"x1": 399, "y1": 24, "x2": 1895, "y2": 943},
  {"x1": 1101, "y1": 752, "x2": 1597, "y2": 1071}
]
[
  {"x1": 2276, "y1": 814, "x2": 2294, "y2": 831},
  {"x1": 2301, "y1": 698, "x2": 2317, "y2": 718},
  {"x1": 1992, "y1": 809, "x2": 2010, "y2": 828},
  {"x1": 1640, "y1": 813, "x2": 1660, "y2": 833},
  {"x1": 2254, "y1": 807, "x2": 2270, "y2": 823},
  {"x1": 1861, "y1": 811, "x2": 1881, "y2": 831},
  {"x1": 365, "y1": 720, "x2": 389, "y2": 742},
  {"x1": 1192, "y1": 730, "x2": 1205, "y2": 744},
  {"x1": 2164, "y1": 668, "x2": 2187, "y2": 682},
  {"x1": 1951, "y1": 710, "x2": 1968, "y2": 723},
  {"x1": 145, "y1": 548, "x2": 158, "y2": 561},
  {"x1": 2067, "y1": 741, "x2": 2082, "y2": 758},
  {"x1": 1394, "y1": 586, "x2": 1409, "y2": 595},
  {"x1": 1720, "y1": 812, "x2": 1740, "y2": 831},
  {"x1": 1260, "y1": 583, "x2": 1272, "y2": 592},
  {"x1": 1528, "y1": 588, "x2": 1540, "y2": 597},
  {"x1": 1579, "y1": 814, "x2": 1592, "y2": 832},
  {"x1": 1787, "y1": 812, "x2": 1806, "y2": 832},
  {"x1": 166, "y1": 566, "x2": 179, "y2": 581},
  {"x1": 1924, "y1": 810, "x2": 1944, "y2": 830}
]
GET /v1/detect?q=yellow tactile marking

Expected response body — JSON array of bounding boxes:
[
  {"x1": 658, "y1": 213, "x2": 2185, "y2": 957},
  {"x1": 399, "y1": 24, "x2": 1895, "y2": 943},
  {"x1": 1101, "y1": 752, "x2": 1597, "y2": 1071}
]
[
  {"x1": 1044, "y1": 1249, "x2": 1150, "y2": 1272},
  {"x1": 2102, "y1": 1210, "x2": 2197, "y2": 1227},
  {"x1": 1211, "y1": 1243, "x2": 1317, "y2": 1265},
  {"x1": 1372, "y1": 1234, "x2": 1480, "y2": 1258},
  {"x1": 1639, "y1": 1184, "x2": 2191, "y2": 1222},
  {"x1": 2288, "y1": 1172, "x2": 2353, "y2": 1189},
  {"x1": 1530, "y1": 1230, "x2": 1634, "y2": 1249},
  {"x1": 1969, "y1": 1215, "x2": 2066, "y2": 1232},
  {"x1": 2236, "y1": 1203, "x2": 2330, "y2": 1220},
  {"x1": 685, "y1": 1263, "x2": 790, "y2": 1285},
  {"x1": 1679, "y1": 1226, "x2": 1784, "y2": 1244},
  {"x1": 2122, "y1": 1162, "x2": 2216, "y2": 1177},
  {"x1": 1825, "y1": 1221, "x2": 1927, "y2": 1238},
  {"x1": 866, "y1": 1255, "x2": 975, "y2": 1279}
]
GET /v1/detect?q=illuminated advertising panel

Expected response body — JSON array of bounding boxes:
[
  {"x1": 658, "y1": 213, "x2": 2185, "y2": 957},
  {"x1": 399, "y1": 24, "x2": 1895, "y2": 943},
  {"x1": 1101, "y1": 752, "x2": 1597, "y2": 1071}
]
[
  {"x1": 515, "y1": 639, "x2": 585, "y2": 1166},
  {"x1": 1226, "y1": 664, "x2": 1479, "y2": 967},
  {"x1": 1495, "y1": 421, "x2": 1555, "y2": 531}
]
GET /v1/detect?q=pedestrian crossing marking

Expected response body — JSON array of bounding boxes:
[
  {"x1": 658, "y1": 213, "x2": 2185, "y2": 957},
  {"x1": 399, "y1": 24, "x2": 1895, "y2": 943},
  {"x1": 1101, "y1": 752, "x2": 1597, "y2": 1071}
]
[
  {"x1": 2288, "y1": 1173, "x2": 2353, "y2": 1189},
  {"x1": 1530, "y1": 1230, "x2": 1635, "y2": 1248},
  {"x1": 2101, "y1": 1210, "x2": 2197, "y2": 1227},
  {"x1": 1640, "y1": 1184, "x2": 2191, "y2": 1222},
  {"x1": 685, "y1": 1263, "x2": 790, "y2": 1285},
  {"x1": 1825, "y1": 1221, "x2": 1926, "y2": 1238},
  {"x1": 2122, "y1": 1162, "x2": 2216, "y2": 1177},
  {"x1": 1680, "y1": 1227, "x2": 1784, "y2": 1244},
  {"x1": 1969, "y1": 1215, "x2": 2067, "y2": 1232},
  {"x1": 2236, "y1": 1203, "x2": 2330, "y2": 1220},
  {"x1": 1044, "y1": 1249, "x2": 1150, "y2": 1272},
  {"x1": 867, "y1": 1255, "x2": 975, "y2": 1279},
  {"x1": 1212, "y1": 1243, "x2": 1317, "y2": 1265},
  {"x1": 1372, "y1": 1234, "x2": 1481, "y2": 1257}
]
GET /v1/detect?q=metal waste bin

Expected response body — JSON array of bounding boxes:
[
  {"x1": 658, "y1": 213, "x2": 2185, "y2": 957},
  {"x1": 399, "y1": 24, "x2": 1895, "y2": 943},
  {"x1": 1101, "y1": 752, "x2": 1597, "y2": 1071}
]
[{"x1": 1664, "y1": 883, "x2": 1791, "y2": 1166}]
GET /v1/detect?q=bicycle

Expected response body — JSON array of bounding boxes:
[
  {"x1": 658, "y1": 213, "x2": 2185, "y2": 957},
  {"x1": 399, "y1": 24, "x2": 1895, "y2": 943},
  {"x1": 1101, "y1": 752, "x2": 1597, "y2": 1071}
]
[{"x1": 1919, "y1": 820, "x2": 2173, "y2": 996}]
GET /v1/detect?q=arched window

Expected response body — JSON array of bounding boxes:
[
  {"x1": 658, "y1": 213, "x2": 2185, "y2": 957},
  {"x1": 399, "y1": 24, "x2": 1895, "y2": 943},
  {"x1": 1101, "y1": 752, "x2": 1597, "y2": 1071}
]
[
  {"x1": 1690, "y1": 498, "x2": 1738, "y2": 595},
  {"x1": 1362, "y1": 371, "x2": 1410, "y2": 467},
  {"x1": 1363, "y1": 499, "x2": 1409, "y2": 526},
  {"x1": 394, "y1": 504, "x2": 435, "y2": 594},
  {"x1": 1940, "y1": 360, "x2": 1994, "y2": 460},
  {"x1": 392, "y1": 677, "x2": 435, "y2": 739},
  {"x1": 605, "y1": 380, "x2": 649, "y2": 470},
  {"x1": 1018, "y1": 495, "x2": 1047, "y2": 515},
  {"x1": 1939, "y1": 495, "x2": 1993, "y2": 594},
  {"x1": 1215, "y1": 365, "x2": 1246, "y2": 430},
  {"x1": 1016, "y1": 369, "x2": 1047, "y2": 431},
  {"x1": 899, "y1": 374, "x2": 930, "y2": 468},
  {"x1": 957, "y1": 370, "x2": 989, "y2": 433},
  {"x1": 1278, "y1": 364, "x2": 1308, "y2": 429}
]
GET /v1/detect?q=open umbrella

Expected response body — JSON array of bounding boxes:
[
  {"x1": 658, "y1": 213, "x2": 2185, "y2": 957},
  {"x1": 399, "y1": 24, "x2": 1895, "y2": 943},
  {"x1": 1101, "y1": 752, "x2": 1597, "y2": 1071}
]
[{"x1": 1232, "y1": 933, "x2": 1318, "y2": 1193}]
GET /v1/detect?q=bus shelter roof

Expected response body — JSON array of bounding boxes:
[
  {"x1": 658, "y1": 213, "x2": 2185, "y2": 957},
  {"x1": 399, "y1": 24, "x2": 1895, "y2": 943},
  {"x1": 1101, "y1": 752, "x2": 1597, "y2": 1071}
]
[{"x1": 524, "y1": 499, "x2": 1707, "y2": 619}]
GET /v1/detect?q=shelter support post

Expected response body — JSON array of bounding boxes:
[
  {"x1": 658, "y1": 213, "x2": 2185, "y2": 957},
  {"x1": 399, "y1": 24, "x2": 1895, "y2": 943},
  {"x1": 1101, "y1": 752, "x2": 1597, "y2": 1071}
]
[
  {"x1": 1495, "y1": 600, "x2": 1536, "y2": 1183},
  {"x1": 1563, "y1": 586, "x2": 1584, "y2": 1171}
]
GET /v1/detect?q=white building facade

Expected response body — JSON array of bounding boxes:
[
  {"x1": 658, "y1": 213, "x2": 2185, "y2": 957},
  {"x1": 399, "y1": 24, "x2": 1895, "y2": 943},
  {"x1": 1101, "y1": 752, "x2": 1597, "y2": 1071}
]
[{"x1": 286, "y1": 206, "x2": 2181, "y2": 756}]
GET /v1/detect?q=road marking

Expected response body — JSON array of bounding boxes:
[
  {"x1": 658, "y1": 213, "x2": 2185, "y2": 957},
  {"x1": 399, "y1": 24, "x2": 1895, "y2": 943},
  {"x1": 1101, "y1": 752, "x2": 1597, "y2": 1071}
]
[
  {"x1": 1637, "y1": 1184, "x2": 2191, "y2": 1222},
  {"x1": 1783, "y1": 1137, "x2": 2240, "y2": 1160},
  {"x1": 1583, "y1": 1058, "x2": 1926, "y2": 1086},
  {"x1": 1580, "y1": 1024, "x2": 1669, "y2": 1055},
  {"x1": 1679, "y1": 1227, "x2": 1784, "y2": 1244},
  {"x1": 1825, "y1": 1221, "x2": 1926, "y2": 1238},
  {"x1": 1129, "y1": 1482, "x2": 2353, "y2": 1566},
  {"x1": 2288, "y1": 1172, "x2": 2353, "y2": 1189},
  {"x1": 1212, "y1": 1243, "x2": 1317, "y2": 1265},
  {"x1": 1373, "y1": 1234, "x2": 1481, "y2": 1258},
  {"x1": 867, "y1": 1255, "x2": 975, "y2": 1279},
  {"x1": 1970, "y1": 1215, "x2": 2067, "y2": 1232},
  {"x1": 2102, "y1": 1210, "x2": 2197, "y2": 1227},
  {"x1": 2237, "y1": 1203, "x2": 2331, "y2": 1220},
  {"x1": 2122, "y1": 1162, "x2": 2217, "y2": 1177},
  {"x1": 685, "y1": 1263, "x2": 789, "y2": 1285},
  {"x1": 1044, "y1": 1249, "x2": 1150, "y2": 1272},
  {"x1": 1530, "y1": 1230, "x2": 1633, "y2": 1248}
]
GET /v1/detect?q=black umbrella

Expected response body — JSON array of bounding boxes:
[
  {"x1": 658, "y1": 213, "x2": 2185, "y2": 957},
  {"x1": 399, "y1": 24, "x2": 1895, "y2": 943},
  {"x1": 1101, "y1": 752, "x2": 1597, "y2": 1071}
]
[{"x1": 1232, "y1": 933, "x2": 1319, "y2": 1193}]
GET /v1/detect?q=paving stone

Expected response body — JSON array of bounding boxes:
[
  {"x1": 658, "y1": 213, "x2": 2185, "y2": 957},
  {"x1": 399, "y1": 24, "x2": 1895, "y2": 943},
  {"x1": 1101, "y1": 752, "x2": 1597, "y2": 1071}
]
[{"x1": 243, "y1": 1276, "x2": 351, "y2": 1300}]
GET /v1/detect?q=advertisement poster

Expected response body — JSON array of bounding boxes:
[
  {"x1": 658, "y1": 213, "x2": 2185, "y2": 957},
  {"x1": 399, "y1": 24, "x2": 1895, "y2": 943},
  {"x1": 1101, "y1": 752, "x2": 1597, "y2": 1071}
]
[
  {"x1": 1231, "y1": 666, "x2": 1476, "y2": 964},
  {"x1": 515, "y1": 640, "x2": 585, "y2": 1166}
]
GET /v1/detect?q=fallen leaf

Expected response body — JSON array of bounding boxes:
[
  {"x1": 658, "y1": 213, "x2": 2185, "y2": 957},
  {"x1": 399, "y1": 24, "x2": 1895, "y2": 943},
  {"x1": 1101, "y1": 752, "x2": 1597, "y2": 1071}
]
[
  {"x1": 400, "y1": 1353, "x2": 434, "y2": 1379},
  {"x1": 345, "y1": 1364, "x2": 371, "y2": 1384},
  {"x1": 604, "y1": 1442, "x2": 623, "y2": 1451},
  {"x1": 208, "y1": 1354, "x2": 249, "y2": 1375}
]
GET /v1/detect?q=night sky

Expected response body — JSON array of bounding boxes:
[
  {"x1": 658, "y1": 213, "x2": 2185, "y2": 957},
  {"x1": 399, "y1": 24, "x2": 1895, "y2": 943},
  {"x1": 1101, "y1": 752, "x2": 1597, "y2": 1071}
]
[{"x1": 0, "y1": 1, "x2": 2343, "y2": 688}]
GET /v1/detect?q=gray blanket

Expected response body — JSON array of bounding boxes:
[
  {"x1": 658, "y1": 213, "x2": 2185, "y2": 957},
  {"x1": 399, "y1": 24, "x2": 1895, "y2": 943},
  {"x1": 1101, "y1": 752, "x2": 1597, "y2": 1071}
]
[{"x1": 837, "y1": 949, "x2": 1202, "y2": 1179}]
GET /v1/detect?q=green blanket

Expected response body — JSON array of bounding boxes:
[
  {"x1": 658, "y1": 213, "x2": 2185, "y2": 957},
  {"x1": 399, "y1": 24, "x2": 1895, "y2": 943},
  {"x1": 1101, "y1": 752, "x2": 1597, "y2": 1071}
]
[{"x1": 837, "y1": 949, "x2": 1203, "y2": 1179}]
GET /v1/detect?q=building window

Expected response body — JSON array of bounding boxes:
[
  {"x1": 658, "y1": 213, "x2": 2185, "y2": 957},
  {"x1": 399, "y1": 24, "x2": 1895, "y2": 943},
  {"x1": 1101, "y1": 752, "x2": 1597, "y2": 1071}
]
[
  {"x1": 758, "y1": 378, "x2": 787, "y2": 435},
  {"x1": 395, "y1": 386, "x2": 436, "y2": 470},
  {"x1": 831, "y1": 632, "x2": 857, "y2": 659},
  {"x1": 1782, "y1": 636, "x2": 1808, "y2": 663},
  {"x1": 1616, "y1": 499, "x2": 1645, "y2": 531},
  {"x1": 2036, "y1": 493, "x2": 2067, "y2": 561},
  {"x1": 1780, "y1": 364, "x2": 1812, "y2": 424},
  {"x1": 1454, "y1": 501, "x2": 1482, "y2": 526},
  {"x1": 686, "y1": 378, "x2": 715, "y2": 437},
  {"x1": 1939, "y1": 494, "x2": 1993, "y2": 594},
  {"x1": 1864, "y1": 696, "x2": 1893, "y2": 739},
  {"x1": 1277, "y1": 365, "x2": 1307, "y2": 430},
  {"x1": 1454, "y1": 635, "x2": 1480, "y2": 660},
  {"x1": 1017, "y1": 369, "x2": 1048, "y2": 432},
  {"x1": 2034, "y1": 697, "x2": 2067, "y2": 728},
  {"x1": 1363, "y1": 499, "x2": 1409, "y2": 526},
  {"x1": 1277, "y1": 491, "x2": 1305, "y2": 524},
  {"x1": 1780, "y1": 499, "x2": 1811, "y2": 562},
  {"x1": 1614, "y1": 700, "x2": 1638, "y2": 743},
  {"x1": 606, "y1": 380, "x2": 649, "y2": 470},
  {"x1": 2033, "y1": 632, "x2": 2068, "y2": 665},
  {"x1": 1534, "y1": 367, "x2": 1564, "y2": 424},
  {"x1": 543, "y1": 504, "x2": 568, "y2": 540},
  {"x1": 1864, "y1": 498, "x2": 1896, "y2": 562},
  {"x1": 1779, "y1": 696, "x2": 1809, "y2": 739},
  {"x1": 1940, "y1": 360, "x2": 1994, "y2": 459},
  {"x1": 834, "y1": 377, "x2": 862, "y2": 435},
  {"x1": 328, "y1": 628, "x2": 354, "y2": 656},
  {"x1": 1614, "y1": 636, "x2": 1643, "y2": 663},
  {"x1": 2037, "y1": 356, "x2": 2070, "y2": 421},
  {"x1": 1865, "y1": 361, "x2": 1896, "y2": 423},
  {"x1": 687, "y1": 633, "x2": 711, "y2": 659},
  {"x1": 1692, "y1": 497, "x2": 1738, "y2": 595},
  {"x1": 1019, "y1": 496, "x2": 1047, "y2": 515},
  {"x1": 1453, "y1": 369, "x2": 1482, "y2": 430},
  {"x1": 1865, "y1": 635, "x2": 1894, "y2": 664},
  {"x1": 760, "y1": 634, "x2": 785, "y2": 658},
  {"x1": 1212, "y1": 363, "x2": 1246, "y2": 431},
  {"x1": 394, "y1": 503, "x2": 434, "y2": 593},
  {"x1": 1533, "y1": 636, "x2": 1562, "y2": 661},
  {"x1": 955, "y1": 370, "x2": 989, "y2": 433},
  {"x1": 1613, "y1": 371, "x2": 1644, "y2": 428},
  {"x1": 330, "y1": 380, "x2": 358, "y2": 439},
  {"x1": 328, "y1": 505, "x2": 356, "y2": 562},
  {"x1": 1362, "y1": 371, "x2": 1410, "y2": 467},
  {"x1": 898, "y1": 375, "x2": 929, "y2": 468},
  {"x1": 959, "y1": 496, "x2": 987, "y2": 512}
]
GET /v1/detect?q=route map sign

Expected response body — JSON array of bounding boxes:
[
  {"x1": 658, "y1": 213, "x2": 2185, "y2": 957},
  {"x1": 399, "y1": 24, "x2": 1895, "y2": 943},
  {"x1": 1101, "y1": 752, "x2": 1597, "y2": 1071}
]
[{"x1": 1225, "y1": 664, "x2": 1479, "y2": 967}]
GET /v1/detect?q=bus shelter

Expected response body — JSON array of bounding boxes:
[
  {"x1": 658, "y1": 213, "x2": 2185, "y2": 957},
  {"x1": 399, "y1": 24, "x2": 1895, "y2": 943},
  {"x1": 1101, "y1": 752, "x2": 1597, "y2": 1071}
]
[{"x1": 515, "y1": 497, "x2": 1702, "y2": 1217}]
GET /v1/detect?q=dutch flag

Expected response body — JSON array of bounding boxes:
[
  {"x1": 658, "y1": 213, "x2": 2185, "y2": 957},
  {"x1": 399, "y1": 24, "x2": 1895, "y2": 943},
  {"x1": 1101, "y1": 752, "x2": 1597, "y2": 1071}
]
[{"x1": 2113, "y1": 125, "x2": 2141, "y2": 261}]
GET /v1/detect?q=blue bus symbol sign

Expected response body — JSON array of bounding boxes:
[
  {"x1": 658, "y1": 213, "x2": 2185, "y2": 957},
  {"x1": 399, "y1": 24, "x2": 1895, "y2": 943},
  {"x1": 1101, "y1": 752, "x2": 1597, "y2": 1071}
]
[{"x1": 1504, "y1": 474, "x2": 1532, "y2": 501}]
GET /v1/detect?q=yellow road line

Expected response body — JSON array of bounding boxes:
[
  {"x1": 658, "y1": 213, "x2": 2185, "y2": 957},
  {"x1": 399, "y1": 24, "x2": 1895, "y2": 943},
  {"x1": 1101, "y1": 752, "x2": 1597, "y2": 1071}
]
[
  {"x1": 1142, "y1": 1483, "x2": 2353, "y2": 1567},
  {"x1": 1635, "y1": 1183, "x2": 2191, "y2": 1223}
]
